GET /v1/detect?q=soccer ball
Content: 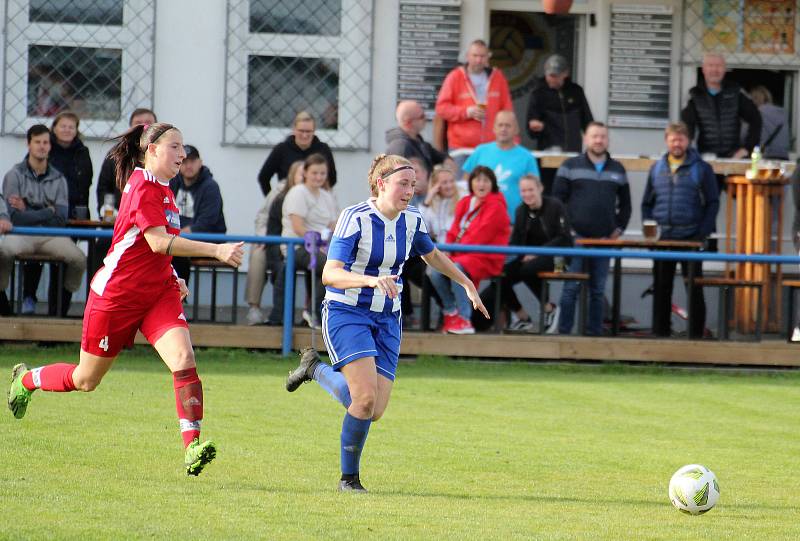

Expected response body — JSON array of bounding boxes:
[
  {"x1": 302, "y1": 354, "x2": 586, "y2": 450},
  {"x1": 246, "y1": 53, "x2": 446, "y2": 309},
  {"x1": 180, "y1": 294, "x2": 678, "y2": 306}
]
[{"x1": 668, "y1": 464, "x2": 720, "y2": 515}]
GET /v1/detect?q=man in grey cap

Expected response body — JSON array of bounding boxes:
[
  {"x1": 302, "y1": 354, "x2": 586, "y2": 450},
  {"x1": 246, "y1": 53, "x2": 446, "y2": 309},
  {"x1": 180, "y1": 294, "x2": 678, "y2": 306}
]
[{"x1": 525, "y1": 54, "x2": 594, "y2": 193}]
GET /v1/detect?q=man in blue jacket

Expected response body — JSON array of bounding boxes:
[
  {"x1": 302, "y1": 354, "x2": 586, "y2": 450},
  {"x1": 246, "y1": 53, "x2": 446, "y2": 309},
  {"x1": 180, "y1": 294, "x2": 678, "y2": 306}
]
[
  {"x1": 642, "y1": 122, "x2": 719, "y2": 338},
  {"x1": 169, "y1": 145, "x2": 227, "y2": 283},
  {"x1": 553, "y1": 122, "x2": 631, "y2": 336}
]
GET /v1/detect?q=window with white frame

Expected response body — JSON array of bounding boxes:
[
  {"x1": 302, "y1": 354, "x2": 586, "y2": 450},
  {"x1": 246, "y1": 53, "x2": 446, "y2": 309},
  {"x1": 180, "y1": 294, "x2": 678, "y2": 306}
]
[
  {"x1": 224, "y1": 0, "x2": 373, "y2": 149},
  {"x1": 3, "y1": 0, "x2": 155, "y2": 138}
]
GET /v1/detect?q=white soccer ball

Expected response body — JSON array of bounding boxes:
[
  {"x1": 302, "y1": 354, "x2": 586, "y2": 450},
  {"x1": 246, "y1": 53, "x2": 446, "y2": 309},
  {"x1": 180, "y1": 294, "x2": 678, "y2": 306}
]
[{"x1": 668, "y1": 464, "x2": 720, "y2": 515}]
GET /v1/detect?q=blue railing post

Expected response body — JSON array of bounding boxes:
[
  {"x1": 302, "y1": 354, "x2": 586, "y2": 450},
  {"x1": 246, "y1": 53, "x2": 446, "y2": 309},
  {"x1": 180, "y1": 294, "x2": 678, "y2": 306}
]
[{"x1": 282, "y1": 244, "x2": 296, "y2": 357}]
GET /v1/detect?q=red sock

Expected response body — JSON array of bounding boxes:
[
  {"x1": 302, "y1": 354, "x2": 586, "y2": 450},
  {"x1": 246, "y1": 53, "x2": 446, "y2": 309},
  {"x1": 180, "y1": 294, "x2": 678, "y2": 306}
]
[
  {"x1": 173, "y1": 368, "x2": 203, "y2": 448},
  {"x1": 21, "y1": 364, "x2": 77, "y2": 392}
]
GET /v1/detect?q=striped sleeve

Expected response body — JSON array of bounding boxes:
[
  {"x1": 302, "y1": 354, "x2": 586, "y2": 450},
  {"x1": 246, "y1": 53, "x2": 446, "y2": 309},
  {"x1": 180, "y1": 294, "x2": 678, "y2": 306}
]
[{"x1": 328, "y1": 206, "x2": 362, "y2": 263}]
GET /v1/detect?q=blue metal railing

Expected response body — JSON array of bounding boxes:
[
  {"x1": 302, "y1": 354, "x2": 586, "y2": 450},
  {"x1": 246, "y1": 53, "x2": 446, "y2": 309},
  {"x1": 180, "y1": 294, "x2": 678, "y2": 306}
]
[{"x1": 8, "y1": 226, "x2": 800, "y2": 356}]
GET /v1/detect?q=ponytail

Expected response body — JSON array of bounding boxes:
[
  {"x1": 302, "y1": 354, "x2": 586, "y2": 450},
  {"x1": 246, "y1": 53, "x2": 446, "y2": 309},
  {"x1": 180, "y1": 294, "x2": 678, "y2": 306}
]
[{"x1": 107, "y1": 122, "x2": 177, "y2": 191}]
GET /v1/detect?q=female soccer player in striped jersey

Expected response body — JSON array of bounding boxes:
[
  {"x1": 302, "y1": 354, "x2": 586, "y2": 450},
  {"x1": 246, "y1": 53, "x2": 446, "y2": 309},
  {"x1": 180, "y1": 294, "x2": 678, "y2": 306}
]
[
  {"x1": 7, "y1": 122, "x2": 244, "y2": 475},
  {"x1": 286, "y1": 154, "x2": 488, "y2": 491}
]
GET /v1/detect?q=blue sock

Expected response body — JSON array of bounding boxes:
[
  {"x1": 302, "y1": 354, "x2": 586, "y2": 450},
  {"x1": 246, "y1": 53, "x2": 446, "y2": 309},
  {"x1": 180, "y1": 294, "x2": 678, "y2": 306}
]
[
  {"x1": 340, "y1": 412, "x2": 371, "y2": 476},
  {"x1": 313, "y1": 363, "x2": 351, "y2": 408}
]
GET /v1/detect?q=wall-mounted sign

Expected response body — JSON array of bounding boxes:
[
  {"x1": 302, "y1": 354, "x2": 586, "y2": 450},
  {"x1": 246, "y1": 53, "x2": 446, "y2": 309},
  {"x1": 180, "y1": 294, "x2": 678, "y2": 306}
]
[
  {"x1": 397, "y1": 0, "x2": 461, "y2": 116},
  {"x1": 607, "y1": 4, "x2": 673, "y2": 129}
]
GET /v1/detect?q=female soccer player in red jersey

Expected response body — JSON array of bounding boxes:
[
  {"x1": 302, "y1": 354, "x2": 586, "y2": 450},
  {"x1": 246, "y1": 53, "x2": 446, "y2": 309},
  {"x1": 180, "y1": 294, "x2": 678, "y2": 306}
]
[{"x1": 7, "y1": 122, "x2": 244, "y2": 476}]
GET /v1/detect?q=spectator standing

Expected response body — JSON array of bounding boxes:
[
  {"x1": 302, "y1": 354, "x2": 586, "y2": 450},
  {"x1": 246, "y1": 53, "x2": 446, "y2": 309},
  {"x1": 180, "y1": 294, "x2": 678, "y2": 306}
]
[
  {"x1": 500, "y1": 175, "x2": 571, "y2": 333},
  {"x1": 245, "y1": 160, "x2": 304, "y2": 326},
  {"x1": 642, "y1": 122, "x2": 720, "y2": 339},
  {"x1": 169, "y1": 145, "x2": 227, "y2": 284},
  {"x1": 385, "y1": 100, "x2": 450, "y2": 177},
  {"x1": 681, "y1": 53, "x2": 761, "y2": 163},
  {"x1": 553, "y1": 122, "x2": 631, "y2": 336},
  {"x1": 435, "y1": 39, "x2": 513, "y2": 173},
  {"x1": 427, "y1": 166, "x2": 510, "y2": 334},
  {"x1": 257, "y1": 111, "x2": 337, "y2": 196},
  {"x1": 525, "y1": 54, "x2": 593, "y2": 194},
  {"x1": 462, "y1": 110, "x2": 540, "y2": 222},
  {"x1": 49, "y1": 111, "x2": 93, "y2": 218},
  {"x1": 2, "y1": 125, "x2": 86, "y2": 316},
  {"x1": 749, "y1": 85, "x2": 790, "y2": 160},
  {"x1": 281, "y1": 153, "x2": 339, "y2": 327}
]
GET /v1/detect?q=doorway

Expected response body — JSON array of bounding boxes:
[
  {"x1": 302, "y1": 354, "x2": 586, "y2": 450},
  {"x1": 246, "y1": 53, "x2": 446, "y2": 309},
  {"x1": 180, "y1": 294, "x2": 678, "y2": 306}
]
[{"x1": 489, "y1": 10, "x2": 582, "y2": 148}]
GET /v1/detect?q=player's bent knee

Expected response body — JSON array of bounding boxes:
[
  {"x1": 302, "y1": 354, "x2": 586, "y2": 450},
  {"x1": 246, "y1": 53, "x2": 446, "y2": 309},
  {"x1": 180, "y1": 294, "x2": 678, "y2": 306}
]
[
  {"x1": 172, "y1": 348, "x2": 196, "y2": 371},
  {"x1": 73, "y1": 376, "x2": 102, "y2": 392},
  {"x1": 349, "y1": 393, "x2": 376, "y2": 418}
]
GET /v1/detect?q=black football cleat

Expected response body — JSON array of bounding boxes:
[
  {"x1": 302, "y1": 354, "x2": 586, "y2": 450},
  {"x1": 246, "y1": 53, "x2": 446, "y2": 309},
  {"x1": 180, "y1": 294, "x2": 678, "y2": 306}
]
[
  {"x1": 285, "y1": 347, "x2": 322, "y2": 392},
  {"x1": 338, "y1": 476, "x2": 368, "y2": 493}
]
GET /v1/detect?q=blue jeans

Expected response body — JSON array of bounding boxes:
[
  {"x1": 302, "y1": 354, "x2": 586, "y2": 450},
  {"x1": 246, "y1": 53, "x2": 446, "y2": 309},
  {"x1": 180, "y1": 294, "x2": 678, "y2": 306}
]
[
  {"x1": 427, "y1": 263, "x2": 472, "y2": 319},
  {"x1": 558, "y1": 252, "x2": 609, "y2": 335}
]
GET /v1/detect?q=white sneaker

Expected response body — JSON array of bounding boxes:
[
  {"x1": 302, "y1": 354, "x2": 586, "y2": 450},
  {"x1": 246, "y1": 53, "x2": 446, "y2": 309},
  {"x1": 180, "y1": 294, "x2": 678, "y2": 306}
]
[
  {"x1": 792, "y1": 326, "x2": 800, "y2": 342},
  {"x1": 507, "y1": 319, "x2": 534, "y2": 332},
  {"x1": 246, "y1": 306, "x2": 266, "y2": 326},
  {"x1": 544, "y1": 305, "x2": 561, "y2": 334},
  {"x1": 302, "y1": 310, "x2": 320, "y2": 329}
]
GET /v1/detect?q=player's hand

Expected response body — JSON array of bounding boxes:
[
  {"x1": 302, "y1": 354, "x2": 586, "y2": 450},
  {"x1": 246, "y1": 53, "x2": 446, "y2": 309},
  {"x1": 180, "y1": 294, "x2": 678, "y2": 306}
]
[
  {"x1": 368, "y1": 274, "x2": 399, "y2": 298},
  {"x1": 177, "y1": 278, "x2": 189, "y2": 301},
  {"x1": 528, "y1": 119, "x2": 544, "y2": 132},
  {"x1": 215, "y1": 241, "x2": 244, "y2": 267},
  {"x1": 465, "y1": 281, "x2": 490, "y2": 319}
]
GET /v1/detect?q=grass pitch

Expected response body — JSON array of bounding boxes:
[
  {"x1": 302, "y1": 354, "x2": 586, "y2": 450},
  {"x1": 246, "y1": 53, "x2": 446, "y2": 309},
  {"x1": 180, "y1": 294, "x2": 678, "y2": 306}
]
[{"x1": 1, "y1": 344, "x2": 799, "y2": 540}]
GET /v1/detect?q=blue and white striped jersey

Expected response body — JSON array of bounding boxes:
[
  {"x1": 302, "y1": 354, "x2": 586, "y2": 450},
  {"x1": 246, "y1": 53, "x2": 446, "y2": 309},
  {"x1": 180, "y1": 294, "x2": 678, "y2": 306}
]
[{"x1": 325, "y1": 199, "x2": 436, "y2": 313}]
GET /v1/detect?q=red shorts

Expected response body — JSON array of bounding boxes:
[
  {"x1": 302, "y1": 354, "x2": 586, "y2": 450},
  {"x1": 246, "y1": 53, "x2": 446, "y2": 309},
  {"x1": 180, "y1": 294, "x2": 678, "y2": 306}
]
[{"x1": 81, "y1": 289, "x2": 189, "y2": 357}]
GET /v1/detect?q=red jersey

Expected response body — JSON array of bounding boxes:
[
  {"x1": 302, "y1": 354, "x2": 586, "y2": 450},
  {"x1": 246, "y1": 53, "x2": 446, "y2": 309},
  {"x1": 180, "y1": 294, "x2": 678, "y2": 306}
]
[{"x1": 90, "y1": 168, "x2": 181, "y2": 308}]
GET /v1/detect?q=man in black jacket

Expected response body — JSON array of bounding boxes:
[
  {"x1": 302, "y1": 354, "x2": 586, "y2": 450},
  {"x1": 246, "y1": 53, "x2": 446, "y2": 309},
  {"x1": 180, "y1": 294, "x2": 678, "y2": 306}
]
[
  {"x1": 553, "y1": 122, "x2": 631, "y2": 336},
  {"x1": 256, "y1": 110, "x2": 337, "y2": 195},
  {"x1": 385, "y1": 100, "x2": 451, "y2": 176},
  {"x1": 169, "y1": 145, "x2": 227, "y2": 284},
  {"x1": 681, "y1": 52, "x2": 761, "y2": 162},
  {"x1": 525, "y1": 54, "x2": 593, "y2": 194}
]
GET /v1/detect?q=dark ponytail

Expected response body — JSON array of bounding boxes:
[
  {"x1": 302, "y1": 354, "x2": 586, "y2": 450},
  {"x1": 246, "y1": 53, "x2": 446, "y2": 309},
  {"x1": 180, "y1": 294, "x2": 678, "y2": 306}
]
[{"x1": 107, "y1": 122, "x2": 176, "y2": 192}]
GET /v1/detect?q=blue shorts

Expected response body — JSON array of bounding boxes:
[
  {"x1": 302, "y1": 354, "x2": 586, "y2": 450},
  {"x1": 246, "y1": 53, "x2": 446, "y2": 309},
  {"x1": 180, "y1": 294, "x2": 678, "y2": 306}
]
[{"x1": 321, "y1": 300, "x2": 402, "y2": 381}]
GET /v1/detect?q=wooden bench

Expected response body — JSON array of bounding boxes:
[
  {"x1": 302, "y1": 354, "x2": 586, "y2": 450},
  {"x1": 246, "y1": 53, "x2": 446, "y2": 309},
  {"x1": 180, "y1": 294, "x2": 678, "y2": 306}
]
[
  {"x1": 694, "y1": 277, "x2": 762, "y2": 341},
  {"x1": 10, "y1": 254, "x2": 66, "y2": 316},
  {"x1": 782, "y1": 279, "x2": 800, "y2": 342},
  {"x1": 537, "y1": 272, "x2": 589, "y2": 335},
  {"x1": 189, "y1": 258, "x2": 238, "y2": 324}
]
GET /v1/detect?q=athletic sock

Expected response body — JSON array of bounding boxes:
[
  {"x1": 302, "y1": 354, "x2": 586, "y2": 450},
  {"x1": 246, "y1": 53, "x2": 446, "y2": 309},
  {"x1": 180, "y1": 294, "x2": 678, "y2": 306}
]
[
  {"x1": 173, "y1": 367, "x2": 203, "y2": 448},
  {"x1": 21, "y1": 364, "x2": 77, "y2": 392},
  {"x1": 340, "y1": 412, "x2": 371, "y2": 476},
  {"x1": 313, "y1": 363, "x2": 351, "y2": 408}
]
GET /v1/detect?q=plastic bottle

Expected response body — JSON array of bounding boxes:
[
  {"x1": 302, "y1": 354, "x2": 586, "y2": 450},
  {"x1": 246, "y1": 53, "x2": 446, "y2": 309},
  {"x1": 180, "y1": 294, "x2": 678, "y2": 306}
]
[{"x1": 750, "y1": 145, "x2": 762, "y2": 178}]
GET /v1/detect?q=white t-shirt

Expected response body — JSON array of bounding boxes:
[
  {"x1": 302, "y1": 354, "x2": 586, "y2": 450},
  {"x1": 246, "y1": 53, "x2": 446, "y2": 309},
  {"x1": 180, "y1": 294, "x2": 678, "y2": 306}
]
[{"x1": 281, "y1": 183, "x2": 339, "y2": 240}]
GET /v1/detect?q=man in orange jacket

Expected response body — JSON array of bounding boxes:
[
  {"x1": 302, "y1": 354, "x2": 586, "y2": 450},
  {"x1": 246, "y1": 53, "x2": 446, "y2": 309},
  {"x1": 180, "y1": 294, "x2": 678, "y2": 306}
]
[{"x1": 435, "y1": 39, "x2": 513, "y2": 176}]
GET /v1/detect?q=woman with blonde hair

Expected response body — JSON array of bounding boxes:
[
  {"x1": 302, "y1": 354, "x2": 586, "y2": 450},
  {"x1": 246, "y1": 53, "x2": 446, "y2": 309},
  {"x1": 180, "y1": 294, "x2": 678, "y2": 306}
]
[{"x1": 285, "y1": 154, "x2": 487, "y2": 491}]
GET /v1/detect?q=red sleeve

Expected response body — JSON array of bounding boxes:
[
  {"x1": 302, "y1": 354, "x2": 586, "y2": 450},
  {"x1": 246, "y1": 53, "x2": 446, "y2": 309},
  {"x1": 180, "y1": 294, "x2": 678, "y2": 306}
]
[
  {"x1": 435, "y1": 70, "x2": 467, "y2": 122},
  {"x1": 461, "y1": 199, "x2": 510, "y2": 246},
  {"x1": 130, "y1": 181, "x2": 167, "y2": 232}
]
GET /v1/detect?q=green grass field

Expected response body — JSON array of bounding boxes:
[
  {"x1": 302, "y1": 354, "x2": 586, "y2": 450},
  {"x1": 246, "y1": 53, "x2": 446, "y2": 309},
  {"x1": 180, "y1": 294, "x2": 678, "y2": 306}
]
[{"x1": 1, "y1": 344, "x2": 799, "y2": 540}]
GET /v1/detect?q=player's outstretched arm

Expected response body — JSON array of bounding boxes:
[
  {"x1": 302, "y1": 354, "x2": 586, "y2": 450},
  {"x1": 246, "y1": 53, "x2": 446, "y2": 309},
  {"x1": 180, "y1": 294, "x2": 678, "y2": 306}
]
[
  {"x1": 421, "y1": 248, "x2": 489, "y2": 319},
  {"x1": 322, "y1": 259, "x2": 400, "y2": 299},
  {"x1": 143, "y1": 226, "x2": 244, "y2": 267}
]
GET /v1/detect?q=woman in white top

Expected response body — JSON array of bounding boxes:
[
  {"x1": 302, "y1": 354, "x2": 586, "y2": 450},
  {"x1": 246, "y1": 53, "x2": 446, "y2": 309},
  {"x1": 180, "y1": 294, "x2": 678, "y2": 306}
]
[
  {"x1": 419, "y1": 165, "x2": 461, "y2": 242},
  {"x1": 281, "y1": 153, "x2": 338, "y2": 325}
]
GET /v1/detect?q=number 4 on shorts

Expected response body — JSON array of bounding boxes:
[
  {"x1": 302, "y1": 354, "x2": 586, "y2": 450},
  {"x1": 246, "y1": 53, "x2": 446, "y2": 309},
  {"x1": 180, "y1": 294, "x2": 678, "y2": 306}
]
[{"x1": 99, "y1": 336, "x2": 109, "y2": 352}]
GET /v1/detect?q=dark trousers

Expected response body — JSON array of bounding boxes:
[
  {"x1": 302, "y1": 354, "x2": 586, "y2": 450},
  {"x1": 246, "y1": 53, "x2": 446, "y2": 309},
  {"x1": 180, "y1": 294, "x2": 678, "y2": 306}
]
[
  {"x1": 23, "y1": 261, "x2": 72, "y2": 317},
  {"x1": 267, "y1": 245, "x2": 284, "y2": 324},
  {"x1": 652, "y1": 259, "x2": 705, "y2": 338},
  {"x1": 294, "y1": 246, "x2": 326, "y2": 319},
  {"x1": 400, "y1": 255, "x2": 442, "y2": 316},
  {"x1": 501, "y1": 256, "x2": 554, "y2": 312}
]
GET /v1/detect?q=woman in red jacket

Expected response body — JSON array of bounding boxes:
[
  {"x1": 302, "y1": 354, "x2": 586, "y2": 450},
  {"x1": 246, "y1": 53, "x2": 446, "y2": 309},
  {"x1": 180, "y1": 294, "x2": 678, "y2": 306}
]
[{"x1": 427, "y1": 166, "x2": 510, "y2": 334}]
